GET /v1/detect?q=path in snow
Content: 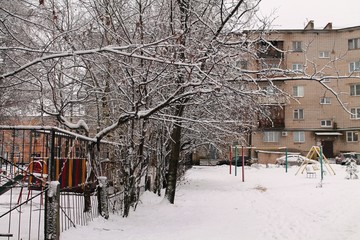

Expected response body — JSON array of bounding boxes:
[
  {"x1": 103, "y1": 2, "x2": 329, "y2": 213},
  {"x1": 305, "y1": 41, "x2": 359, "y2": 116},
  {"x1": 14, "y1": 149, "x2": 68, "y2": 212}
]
[{"x1": 61, "y1": 164, "x2": 360, "y2": 240}]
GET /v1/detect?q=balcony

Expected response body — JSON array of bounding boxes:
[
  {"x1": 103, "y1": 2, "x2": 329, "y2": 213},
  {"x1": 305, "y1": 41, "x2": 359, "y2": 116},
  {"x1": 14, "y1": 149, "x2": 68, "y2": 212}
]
[
  {"x1": 258, "y1": 95, "x2": 288, "y2": 105},
  {"x1": 258, "y1": 106, "x2": 285, "y2": 129},
  {"x1": 257, "y1": 41, "x2": 284, "y2": 59},
  {"x1": 258, "y1": 118, "x2": 285, "y2": 129}
]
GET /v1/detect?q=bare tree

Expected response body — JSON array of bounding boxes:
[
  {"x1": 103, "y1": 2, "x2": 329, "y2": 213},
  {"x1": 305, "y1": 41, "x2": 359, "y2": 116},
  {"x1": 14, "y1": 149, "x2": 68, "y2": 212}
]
[{"x1": 1, "y1": 0, "x2": 293, "y2": 211}]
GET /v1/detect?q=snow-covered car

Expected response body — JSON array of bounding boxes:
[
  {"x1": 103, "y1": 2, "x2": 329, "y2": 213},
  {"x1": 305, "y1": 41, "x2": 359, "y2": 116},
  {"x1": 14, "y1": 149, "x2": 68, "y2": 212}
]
[
  {"x1": 335, "y1": 152, "x2": 360, "y2": 165},
  {"x1": 275, "y1": 155, "x2": 309, "y2": 166}
]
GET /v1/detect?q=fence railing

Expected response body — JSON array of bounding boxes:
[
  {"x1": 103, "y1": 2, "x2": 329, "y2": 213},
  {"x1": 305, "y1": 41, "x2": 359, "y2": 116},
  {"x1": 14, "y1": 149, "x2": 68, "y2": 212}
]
[{"x1": 0, "y1": 126, "x2": 121, "y2": 240}]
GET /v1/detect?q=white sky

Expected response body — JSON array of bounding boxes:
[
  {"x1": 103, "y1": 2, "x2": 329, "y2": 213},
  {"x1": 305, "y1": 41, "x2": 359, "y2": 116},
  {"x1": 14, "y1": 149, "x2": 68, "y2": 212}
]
[{"x1": 258, "y1": 0, "x2": 360, "y2": 29}]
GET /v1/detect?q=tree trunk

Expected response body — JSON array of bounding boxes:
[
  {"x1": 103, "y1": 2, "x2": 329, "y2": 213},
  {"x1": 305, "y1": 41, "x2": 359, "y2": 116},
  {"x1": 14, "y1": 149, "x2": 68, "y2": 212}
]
[
  {"x1": 165, "y1": 104, "x2": 185, "y2": 204},
  {"x1": 165, "y1": 0, "x2": 189, "y2": 204}
]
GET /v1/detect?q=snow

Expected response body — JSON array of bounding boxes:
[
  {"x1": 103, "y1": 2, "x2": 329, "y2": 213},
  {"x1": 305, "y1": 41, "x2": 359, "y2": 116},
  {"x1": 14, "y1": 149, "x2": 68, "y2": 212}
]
[
  {"x1": 59, "y1": 116, "x2": 90, "y2": 134},
  {"x1": 61, "y1": 164, "x2": 360, "y2": 240},
  {"x1": 48, "y1": 181, "x2": 60, "y2": 197}
]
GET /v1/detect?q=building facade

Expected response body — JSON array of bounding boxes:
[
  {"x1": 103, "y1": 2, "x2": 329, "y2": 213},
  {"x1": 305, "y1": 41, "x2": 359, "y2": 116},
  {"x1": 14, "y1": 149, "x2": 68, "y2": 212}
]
[{"x1": 251, "y1": 21, "x2": 360, "y2": 159}]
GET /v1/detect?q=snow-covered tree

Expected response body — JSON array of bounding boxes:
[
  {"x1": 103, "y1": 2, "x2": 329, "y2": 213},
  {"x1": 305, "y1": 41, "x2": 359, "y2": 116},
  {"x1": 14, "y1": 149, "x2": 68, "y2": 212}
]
[{"x1": 1, "y1": 0, "x2": 292, "y2": 212}]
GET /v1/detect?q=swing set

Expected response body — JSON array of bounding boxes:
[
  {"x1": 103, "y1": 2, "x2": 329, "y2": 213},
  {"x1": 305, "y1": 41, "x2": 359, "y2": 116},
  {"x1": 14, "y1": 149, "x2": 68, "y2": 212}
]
[{"x1": 295, "y1": 146, "x2": 336, "y2": 179}]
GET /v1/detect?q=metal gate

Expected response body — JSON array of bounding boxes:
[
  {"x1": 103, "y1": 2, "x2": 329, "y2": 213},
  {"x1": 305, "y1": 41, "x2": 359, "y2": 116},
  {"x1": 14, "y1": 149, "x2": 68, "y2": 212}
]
[{"x1": 0, "y1": 126, "x2": 121, "y2": 240}]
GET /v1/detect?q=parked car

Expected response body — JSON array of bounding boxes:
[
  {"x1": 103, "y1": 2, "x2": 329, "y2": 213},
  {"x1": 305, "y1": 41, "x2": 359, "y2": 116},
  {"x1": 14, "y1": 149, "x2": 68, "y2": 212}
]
[
  {"x1": 217, "y1": 156, "x2": 253, "y2": 166},
  {"x1": 231, "y1": 156, "x2": 253, "y2": 166},
  {"x1": 275, "y1": 155, "x2": 309, "y2": 166},
  {"x1": 335, "y1": 152, "x2": 360, "y2": 165}
]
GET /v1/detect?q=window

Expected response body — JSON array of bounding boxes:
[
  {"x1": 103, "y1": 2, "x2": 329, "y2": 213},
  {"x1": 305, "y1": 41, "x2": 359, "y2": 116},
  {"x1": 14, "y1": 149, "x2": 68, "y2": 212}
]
[
  {"x1": 320, "y1": 97, "x2": 331, "y2": 104},
  {"x1": 347, "y1": 131, "x2": 358, "y2": 142},
  {"x1": 294, "y1": 131, "x2": 305, "y2": 143},
  {"x1": 319, "y1": 51, "x2": 330, "y2": 58},
  {"x1": 293, "y1": 86, "x2": 304, "y2": 97},
  {"x1": 73, "y1": 104, "x2": 85, "y2": 116},
  {"x1": 350, "y1": 84, "x2": 360, "y2": 96},
  {"x1": 349, "y1": 61, "x2": 360, "y2": 72},
  {"x1": 350, "y1": 108, "x2": 360, "y2": 119},
  {"x1": 348, "y1": 38, "x2": 360, "y2": 50},
  {"x1": 263, "y1": 132, "x2": 280, "y2": 142},
  {"x1": 292, "y1": 41, "x2": 302, "y2": 52},
  {"x1": 293, "y1": 109, "x2": 304, "y2": 120},
  {"x1": 292, "y1": 63, "x2": 303, "y2": 72},
  {"x1": 320, "y1": 120, "x2": 332, "y2": 127}
]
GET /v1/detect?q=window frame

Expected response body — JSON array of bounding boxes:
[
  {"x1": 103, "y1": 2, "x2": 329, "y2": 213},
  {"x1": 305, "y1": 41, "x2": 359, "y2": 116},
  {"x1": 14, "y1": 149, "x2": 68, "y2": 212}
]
[
  {"x1": 350, "y1": 84, "x2": 360, "y2": 96},
  {"x1": 350, "y1": 108, "x2": 360, "y2": 119},
  {"x1": 73, "y1": 104, "x2": 86, "y2": 116},
  {"x1": 320, "y1": 97, "x2": 331, "y2": 104},
  {"x1": 349, "y1": 61, "x2": 360, "y2": 72},
  {"x1": 263, "y1": 131, "x2": 280, "y2": 143},
  {"x1": 319, "y1": 51, "x2": 330, "y2": 58},
  {"x1": 292, "y1": 41, "x2": 302, "y2": 52},
  {"x1": 348, "y1": 38, "x2": 360, "y2": 50},
  {"x1": 292, "y1": 63, "x2": 303, "y2": 72},
  {"x1": 293, "y1": 86, "x2": 304, "y2": 97},
  {"x1": 293, "y1": 131, "x2": 305, "y2": 143},
  {"x1": 293, "y1": 109, "x2": 304, "y2": 120},
  {"x1": 320, "y1": 120, "x2": 332, "y2": 128},
  {"x1": 346, "y1": 131, "x2": 359, "y2": 142}
]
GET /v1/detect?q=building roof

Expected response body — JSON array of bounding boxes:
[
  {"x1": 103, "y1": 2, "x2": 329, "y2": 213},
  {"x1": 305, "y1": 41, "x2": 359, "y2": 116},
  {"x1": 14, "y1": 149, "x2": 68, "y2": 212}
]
[{"x1": 241, "y1": 21, "x2": 360, "y2": 34}]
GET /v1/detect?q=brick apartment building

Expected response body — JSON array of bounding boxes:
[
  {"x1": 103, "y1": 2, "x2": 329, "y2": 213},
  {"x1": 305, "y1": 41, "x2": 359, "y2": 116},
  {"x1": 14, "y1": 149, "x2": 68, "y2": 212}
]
[{"x1": 249, "y1": 21, "x2": 360, "y2": 160}]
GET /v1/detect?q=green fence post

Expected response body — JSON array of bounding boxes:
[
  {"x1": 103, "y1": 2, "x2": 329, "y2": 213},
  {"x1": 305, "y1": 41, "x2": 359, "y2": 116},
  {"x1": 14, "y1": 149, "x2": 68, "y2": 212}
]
[
  {"x1": 320, "y1": 146, "x2": 324, "y2": 180},
  {"x1": 285, "y1": 148, "x2": 288, "y2": 173}
]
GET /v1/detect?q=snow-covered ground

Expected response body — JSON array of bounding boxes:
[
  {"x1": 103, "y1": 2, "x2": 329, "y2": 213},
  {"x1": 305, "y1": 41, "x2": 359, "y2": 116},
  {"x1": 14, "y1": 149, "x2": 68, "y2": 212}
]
[{"x1": 61, "y1": 164, "x2": 360, "y2": 240}]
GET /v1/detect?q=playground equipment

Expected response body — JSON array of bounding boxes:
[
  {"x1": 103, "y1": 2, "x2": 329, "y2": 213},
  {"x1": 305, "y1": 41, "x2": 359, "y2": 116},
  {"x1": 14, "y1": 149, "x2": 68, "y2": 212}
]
[
  {"x1": 0, "y1": 126, "x2": 115, "y2": 240},
  {"x1": 296, "y1": 146, "x2": 336, "y2": 178},
  {"x1": 229, "y1": 145, "x2": 258, "y2": 181},
  {"x1": 0, "y1": 156, "x2": 48, "y2": 201},
  {"x1": 345, "y1": 158, "x2": 359, "y2": 179},
  {"x1": 229, "y1": 145, "x2": 288, "y2": 181},
  {"x1": 17, "y1": 157, "x2": 48, "y2": 204}
]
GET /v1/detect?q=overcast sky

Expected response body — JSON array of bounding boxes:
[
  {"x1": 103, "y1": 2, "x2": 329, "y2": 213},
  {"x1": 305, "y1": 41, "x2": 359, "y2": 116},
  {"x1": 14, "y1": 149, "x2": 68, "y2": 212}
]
[{"x1": 258, "y1": 0, "x2": 360, "y2": 29}]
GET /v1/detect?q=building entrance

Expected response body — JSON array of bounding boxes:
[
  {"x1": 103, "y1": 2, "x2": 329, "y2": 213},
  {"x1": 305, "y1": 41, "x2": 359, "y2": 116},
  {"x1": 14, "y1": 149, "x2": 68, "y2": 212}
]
[{"x1": 321, "y1": 140, "x2": 334, "y2": 158}]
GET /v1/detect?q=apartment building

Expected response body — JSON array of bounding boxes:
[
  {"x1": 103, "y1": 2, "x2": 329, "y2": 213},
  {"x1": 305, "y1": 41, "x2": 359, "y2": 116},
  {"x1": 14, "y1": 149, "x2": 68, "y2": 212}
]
[{"x1": 250, "y1": 21, "x2": 360, "y2": 159}]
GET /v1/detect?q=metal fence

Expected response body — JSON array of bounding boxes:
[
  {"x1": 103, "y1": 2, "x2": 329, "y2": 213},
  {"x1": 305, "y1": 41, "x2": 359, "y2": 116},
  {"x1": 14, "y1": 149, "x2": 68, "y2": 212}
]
[{"x1": 0, "y1": 126, "x2": 120, "y2": 240}]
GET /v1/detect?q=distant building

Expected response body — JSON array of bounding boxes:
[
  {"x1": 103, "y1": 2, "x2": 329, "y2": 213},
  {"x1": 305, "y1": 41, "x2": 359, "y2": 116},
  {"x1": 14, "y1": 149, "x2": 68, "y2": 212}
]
[{"x1": 248, "y1": 21, "x2": 360, "y2": 160}]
